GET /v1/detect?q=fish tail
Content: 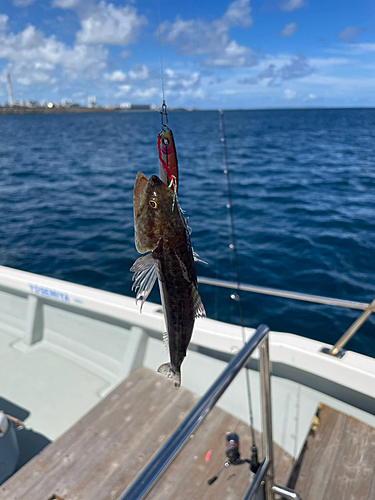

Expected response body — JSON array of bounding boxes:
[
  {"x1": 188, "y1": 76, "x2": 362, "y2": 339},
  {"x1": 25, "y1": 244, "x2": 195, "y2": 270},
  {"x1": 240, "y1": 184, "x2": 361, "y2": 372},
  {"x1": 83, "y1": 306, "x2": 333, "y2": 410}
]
[{"x1": 157, "y1": 363, "x2": 181, "y2": 388}]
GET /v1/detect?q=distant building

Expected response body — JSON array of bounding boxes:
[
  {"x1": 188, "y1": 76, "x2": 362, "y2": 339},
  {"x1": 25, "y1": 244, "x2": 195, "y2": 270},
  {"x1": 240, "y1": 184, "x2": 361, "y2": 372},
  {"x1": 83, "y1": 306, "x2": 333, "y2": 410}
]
[
  {"x1": 130, "y1": 104, "x2": 150, "y2": 110},
  {"x1": 61, "y1": 99, "x2": 73, "y2": 108},
  {"x1": 19, "y1": 99, "x2": 38, "y2": 108},
  {"x1": 88, "y1": 96, "x2": 97, "y2": 108},
  {"x1": 119, "y1": 103, "x2": 131, "y2": 109}
]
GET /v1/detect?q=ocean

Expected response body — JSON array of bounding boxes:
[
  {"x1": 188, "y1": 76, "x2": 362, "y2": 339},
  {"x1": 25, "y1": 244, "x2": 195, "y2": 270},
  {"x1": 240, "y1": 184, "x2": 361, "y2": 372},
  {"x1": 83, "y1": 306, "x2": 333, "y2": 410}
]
[{"x1": 0, "y1": 108, "x2": 374, "y2": 357}]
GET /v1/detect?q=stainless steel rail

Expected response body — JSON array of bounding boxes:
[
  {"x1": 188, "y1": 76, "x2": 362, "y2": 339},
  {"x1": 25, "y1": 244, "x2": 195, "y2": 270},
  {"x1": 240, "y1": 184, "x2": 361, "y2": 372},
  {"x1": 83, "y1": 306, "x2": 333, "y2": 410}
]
[
  {"x1": 198, "y1": 275, "x2": 375, "y2": 357},
  {"x1": 119, "y1": 324, "x2": 270, "y2": 500},
  {"x1": 198, "y1": 276, "x2": 369, "y2": 310},
  {"x1": 260, "y1": 334, "x2": 274, "y2": 498},
  {"x1": 243, "y1": 459, "x2": 269, "y2": 500},
  {"x1": 272, "y1": 484, "x2": 302, "y2": 500},
  {"x1": 330, "y1": 297, "x2": 375, "y2": 356}
]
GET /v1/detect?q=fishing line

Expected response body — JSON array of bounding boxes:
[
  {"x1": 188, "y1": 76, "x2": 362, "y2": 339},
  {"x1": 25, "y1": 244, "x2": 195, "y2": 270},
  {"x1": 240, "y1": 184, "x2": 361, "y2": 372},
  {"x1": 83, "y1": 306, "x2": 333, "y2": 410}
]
[
  {"x1": 157, "y1": 0, "x2": 165, "y2": 105},
  {"x1": 218, "y1": 110, "x2": 257, "y2": 450}
]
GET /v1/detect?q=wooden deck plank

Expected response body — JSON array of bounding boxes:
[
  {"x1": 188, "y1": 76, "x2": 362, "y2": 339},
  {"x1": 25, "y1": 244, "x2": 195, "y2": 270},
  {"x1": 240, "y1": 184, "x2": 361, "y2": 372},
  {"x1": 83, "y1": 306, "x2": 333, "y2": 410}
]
[
  {"x1": 14, "y1": 370, "x2": 190, "y2": 500},
  {"x1": 147, "y1": 408, "x2": 241, "y2": 500},
  {"x1": 94, "y1": 385, "x2": 199, "y2": 500},
  {"x1": 322, "y1": 416, "x2": 375, "y2": 500},
  {"x1": 1, "y1": 368, "x2": 157, "y2": 500},
  {"x1": 1, "y1": 367, "x2": 294, "y2": 500},
  {"x1": 59, "y1": 377, "x2": 196, "y2": 500},
  {"x1": 0, "y1": 366, "x2": 152, "y2": 500},
  {"x1": 290, "y1": 404, "x2": 375, "y2": 500},
  {"x1": 290, "y1": 405, "x2": 347, "y2": 500}
]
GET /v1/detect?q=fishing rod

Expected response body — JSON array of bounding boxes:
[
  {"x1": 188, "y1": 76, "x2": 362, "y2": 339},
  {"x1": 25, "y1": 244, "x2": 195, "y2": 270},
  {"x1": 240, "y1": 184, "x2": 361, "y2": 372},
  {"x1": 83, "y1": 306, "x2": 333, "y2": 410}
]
[{"x1": 210, "y1": 110, "x2": 260, "y2": 479}]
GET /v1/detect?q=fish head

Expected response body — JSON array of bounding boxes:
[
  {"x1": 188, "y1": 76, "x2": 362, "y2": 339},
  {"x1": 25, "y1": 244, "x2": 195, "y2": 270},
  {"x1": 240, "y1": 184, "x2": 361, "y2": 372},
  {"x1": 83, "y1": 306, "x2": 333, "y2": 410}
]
[{"x1": 133, "y1": 172, "x2": 175, "y2": 253}]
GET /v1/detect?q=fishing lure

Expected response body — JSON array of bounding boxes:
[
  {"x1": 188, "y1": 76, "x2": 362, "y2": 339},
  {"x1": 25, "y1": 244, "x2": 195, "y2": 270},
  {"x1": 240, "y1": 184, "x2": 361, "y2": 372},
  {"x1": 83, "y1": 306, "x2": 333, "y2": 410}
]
[{"x1": 158, "y1": 101, "x2": 178, "y2": 194}]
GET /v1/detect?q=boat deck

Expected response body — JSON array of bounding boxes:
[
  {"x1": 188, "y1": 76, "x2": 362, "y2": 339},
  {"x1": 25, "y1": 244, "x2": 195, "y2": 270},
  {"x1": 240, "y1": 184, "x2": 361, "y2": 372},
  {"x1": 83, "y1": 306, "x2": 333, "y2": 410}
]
[
  {"x1": 288, "y1": 404, "x2": 375, "y2": 500},
  {"x1": 0, "y1": 367, "x2": 293, "y2": 500}
]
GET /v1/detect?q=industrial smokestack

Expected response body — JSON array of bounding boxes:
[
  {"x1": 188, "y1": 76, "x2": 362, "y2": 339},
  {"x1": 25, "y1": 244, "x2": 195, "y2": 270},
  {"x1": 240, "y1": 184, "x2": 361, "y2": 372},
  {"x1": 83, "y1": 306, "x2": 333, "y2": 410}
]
[{"x1": 7, "y1": 73, "x2": 14, "y2": 106}]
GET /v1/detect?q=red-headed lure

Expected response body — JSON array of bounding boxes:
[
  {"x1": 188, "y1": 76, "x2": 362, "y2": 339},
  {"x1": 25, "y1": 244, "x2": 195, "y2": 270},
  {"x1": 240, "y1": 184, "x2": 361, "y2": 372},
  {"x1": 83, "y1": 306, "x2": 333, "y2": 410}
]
[{"x1": 158, "y1": 102, "x2": 178, "y2": 193}]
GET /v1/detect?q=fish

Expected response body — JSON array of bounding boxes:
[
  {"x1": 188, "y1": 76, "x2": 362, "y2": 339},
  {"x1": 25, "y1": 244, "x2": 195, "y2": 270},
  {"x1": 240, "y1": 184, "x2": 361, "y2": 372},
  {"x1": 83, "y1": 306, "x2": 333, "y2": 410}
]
[
  {"x1": 131, "y1": 171, "x2": 205, "y2": 387},
  {"x1": 158, "y1": 127, "x2": 179, "y2": 193}
]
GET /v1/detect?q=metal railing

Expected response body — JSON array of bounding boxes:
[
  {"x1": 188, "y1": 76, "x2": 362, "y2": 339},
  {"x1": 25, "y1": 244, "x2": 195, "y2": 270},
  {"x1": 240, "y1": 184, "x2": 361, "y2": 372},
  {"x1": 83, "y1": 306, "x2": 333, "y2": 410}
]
[
  {"x1": 118, "y1": 324, "x2": 300, "y2": 500},
  {"x1": 198, "y1": 276, "x2": 375, "y2": 358}
]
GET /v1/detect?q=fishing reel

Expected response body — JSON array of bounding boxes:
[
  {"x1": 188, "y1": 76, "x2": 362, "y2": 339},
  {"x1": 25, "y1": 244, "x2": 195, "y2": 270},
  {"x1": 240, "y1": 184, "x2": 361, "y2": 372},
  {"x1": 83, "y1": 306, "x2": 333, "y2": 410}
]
[{"x1": 207, "y1": 432, "x2": 260, "y2": 485}]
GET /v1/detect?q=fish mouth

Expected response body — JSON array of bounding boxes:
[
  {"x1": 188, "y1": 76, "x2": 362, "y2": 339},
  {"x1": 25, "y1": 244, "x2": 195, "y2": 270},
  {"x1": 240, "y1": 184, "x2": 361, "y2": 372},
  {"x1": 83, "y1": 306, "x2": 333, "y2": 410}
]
[{"x1": 133, "y1": 171, "x2": 149, "y2": 218}]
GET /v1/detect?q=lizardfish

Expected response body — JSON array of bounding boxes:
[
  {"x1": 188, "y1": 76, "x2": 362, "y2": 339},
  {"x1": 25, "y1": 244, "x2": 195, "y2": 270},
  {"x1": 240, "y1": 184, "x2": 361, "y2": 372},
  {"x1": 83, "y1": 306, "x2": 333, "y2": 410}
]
[{"x1": 131, "y1": 172, "x2": 205, "y2": 387}]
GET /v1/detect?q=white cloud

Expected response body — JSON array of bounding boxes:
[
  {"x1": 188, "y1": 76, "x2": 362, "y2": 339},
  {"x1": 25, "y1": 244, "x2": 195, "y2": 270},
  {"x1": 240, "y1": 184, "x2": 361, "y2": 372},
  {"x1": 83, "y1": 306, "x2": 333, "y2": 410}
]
[
  {"x1": 326, "y1": 43, "x2": 375, "y2": 55},
  {"x1": 110, "y1": 67, "x2": 203, "y2": 103},
  {"x1": 160, "y1": 0, "x2": 255, "y2": 68},
  {"x1": 337, "y1": 26, "x2": 365, "y2": 43},
  {"x1": 128, "y1": 63, "x2": 149, "y2": 80},
  {"x1": 13, "y1": 0, "x2": 36, "y2": 6},
  {"x1": 309, "y1": 57, "x2": 351, "y2": 68},
  {"x1": 240, "y1": 52, "x2": 313, "y2": 86},
  {"x1": 120, "y1": 50, "x2": 132, "y2": 59},
  {"x1": 279, "y1": 22, "x2": 298, "y2": 37},
  {"x1": 76, "y1": 3, "x2": 147, "y2": 46},
  {"x1": 300, "y1": 74, "x2": 375, "y2": 88},
  {"x1": 0, "y1": 14, "x2": 8, "y2": 32},
  {"x1": 104, "y1": 64, "x2": 150, "y2": 83},
  {"x1": 283, "y1": 88, "x2": 296, "y2": 100},
  {"x1": 53, "y1": 0, "x2": 147, "y2": 47},
  {"x1": 165, "y1": 69, "x2": 200, "y2": 90},
  {"x1": 115, "y1": 84, "x2": 131, "y2": 97},
  {"x1": 132, "y1": 87, "x2": 159, "y2": 99},
  {"x1": 205, "y1": 40, "x2": 255, "y2": 68},
  {"x1": 104, "y1": 70, "x2": 127, "y2": 82},
  {"x1": 0, "y1": 18, "x2": 108, "y2": 86},
  {"x1": 217, "y1": 0, "x2": 253, "y2": 29},
  {"x1": 279, "y1": 0, "x2": 305, "y2": 11},
  {"x1": 53, "y1": 0, "x2": 81, "y2": 8},
  {"x1": 221, "y1": 89, "x2": 237, "y2": 95}
]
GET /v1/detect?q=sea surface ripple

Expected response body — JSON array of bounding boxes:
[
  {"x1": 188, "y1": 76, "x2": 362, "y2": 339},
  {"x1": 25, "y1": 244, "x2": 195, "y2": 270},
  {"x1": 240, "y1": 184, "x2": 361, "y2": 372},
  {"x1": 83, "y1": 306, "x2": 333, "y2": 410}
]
[{"x1": 0, "y1": 109, "x2": 374, "y2": 356}]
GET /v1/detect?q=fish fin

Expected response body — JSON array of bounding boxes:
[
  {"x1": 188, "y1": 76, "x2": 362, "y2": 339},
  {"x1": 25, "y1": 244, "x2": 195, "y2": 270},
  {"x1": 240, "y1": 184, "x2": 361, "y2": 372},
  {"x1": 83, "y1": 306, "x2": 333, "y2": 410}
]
[
  {"x1": 157, "y1": 363, "x2": 181, "y2": 388},
  {"x1": 192, "y1": 287, "x2": 206, "y2": 318},
  {"x1": 162, "y1": 331, "x2": 169, "y2": 353},
  {"x1": 130, "y1": 253, "x2": 157, "y2": 312},
  {"x1": 193, "y1": 249, "x2": 208, "y2": 266}
]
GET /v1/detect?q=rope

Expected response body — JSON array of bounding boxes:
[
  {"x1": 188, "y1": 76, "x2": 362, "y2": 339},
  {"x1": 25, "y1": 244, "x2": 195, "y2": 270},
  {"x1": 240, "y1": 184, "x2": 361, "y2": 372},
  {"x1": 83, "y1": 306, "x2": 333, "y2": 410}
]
[{"x1": 218, "y1": 110, "x2": 257, "y2": 449}]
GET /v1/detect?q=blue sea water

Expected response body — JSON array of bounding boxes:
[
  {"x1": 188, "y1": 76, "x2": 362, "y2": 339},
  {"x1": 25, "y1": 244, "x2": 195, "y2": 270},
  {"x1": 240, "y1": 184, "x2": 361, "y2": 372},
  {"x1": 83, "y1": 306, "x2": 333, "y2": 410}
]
[{"x1": 0, "y1": 109, "x2": 374, "y2": 357}]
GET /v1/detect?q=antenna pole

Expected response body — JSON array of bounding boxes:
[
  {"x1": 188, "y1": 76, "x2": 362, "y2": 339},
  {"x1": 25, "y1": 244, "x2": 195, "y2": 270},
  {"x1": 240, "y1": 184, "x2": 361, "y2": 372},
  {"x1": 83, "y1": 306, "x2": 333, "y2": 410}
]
[{"x1": 7, "y1": 73, "x2": 13, "y2": 107}]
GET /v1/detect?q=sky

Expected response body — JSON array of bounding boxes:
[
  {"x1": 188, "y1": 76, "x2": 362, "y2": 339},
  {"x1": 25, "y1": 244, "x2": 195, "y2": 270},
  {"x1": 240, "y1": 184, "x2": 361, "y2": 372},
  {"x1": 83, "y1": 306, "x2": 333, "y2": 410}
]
[{"x1": 0, "y1": 0, "x2": 374, "y2": 109}]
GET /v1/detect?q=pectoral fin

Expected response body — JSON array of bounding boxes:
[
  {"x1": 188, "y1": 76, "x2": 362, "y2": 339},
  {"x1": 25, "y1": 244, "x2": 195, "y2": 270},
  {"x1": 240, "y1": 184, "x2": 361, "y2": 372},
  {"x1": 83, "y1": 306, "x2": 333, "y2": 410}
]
[
  {"x1": 131, "y1": 253, "x2": 157, "y2": 312},
  {"x1": 193, "y1": 249, "x2": 208, "y2": 265},
  {"x1": 192, "y1": 286, "x2": 206, "y2": 318}
]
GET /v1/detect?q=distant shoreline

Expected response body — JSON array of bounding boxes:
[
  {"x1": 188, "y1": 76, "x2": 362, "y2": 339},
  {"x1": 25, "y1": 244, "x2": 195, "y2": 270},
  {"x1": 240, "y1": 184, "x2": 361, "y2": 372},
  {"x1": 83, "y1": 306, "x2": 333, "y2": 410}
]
[
  {"x1": 0, "y1": 107, "x2": 136, "y2": 116},
  {"x1": 0, "y1": 106, "x2": 374, "y2": 116}
]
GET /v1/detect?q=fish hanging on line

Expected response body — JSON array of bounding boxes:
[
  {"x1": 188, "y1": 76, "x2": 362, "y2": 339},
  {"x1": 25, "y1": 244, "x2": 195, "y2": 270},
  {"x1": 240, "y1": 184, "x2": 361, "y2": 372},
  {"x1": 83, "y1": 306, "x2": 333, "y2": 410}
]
[{"x1": 131, "y1": 172, "x2": 205, "y2": 387}]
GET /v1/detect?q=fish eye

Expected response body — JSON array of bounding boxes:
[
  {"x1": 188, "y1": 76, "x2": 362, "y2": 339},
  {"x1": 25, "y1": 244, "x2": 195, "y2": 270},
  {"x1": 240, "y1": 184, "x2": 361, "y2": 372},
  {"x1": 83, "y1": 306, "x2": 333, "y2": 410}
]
[
  {"x1": 149, "y1": 200, "x2": 157, "y2": 209},
  {"x1": 163, "y1": 138, "x2": 170, "y2": 145}
]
